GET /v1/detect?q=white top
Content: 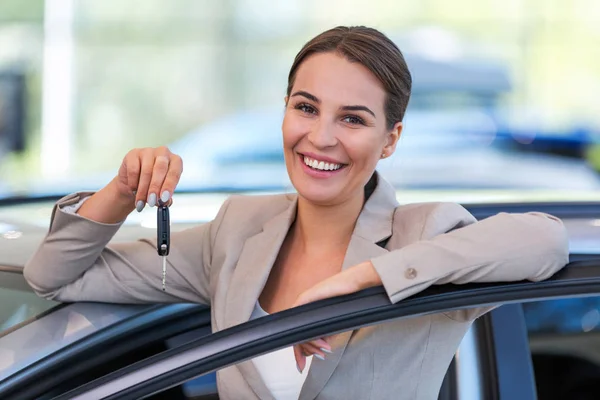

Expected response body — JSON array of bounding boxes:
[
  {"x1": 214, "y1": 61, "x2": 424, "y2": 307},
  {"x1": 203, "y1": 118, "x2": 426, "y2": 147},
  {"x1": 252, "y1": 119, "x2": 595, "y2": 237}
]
[
  {"x1": 60, "y1": 195, "x2": 90, "y2": 214},
  {"x1": 250, "y1": 302, "x2": 312, "y2": 400}
]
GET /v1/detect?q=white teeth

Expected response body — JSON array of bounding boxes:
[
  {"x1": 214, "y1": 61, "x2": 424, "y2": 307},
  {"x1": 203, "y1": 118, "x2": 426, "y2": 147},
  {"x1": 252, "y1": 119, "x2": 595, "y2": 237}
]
[{"x1": 303, "y1": 156, "x2": 342, "y2": 171}]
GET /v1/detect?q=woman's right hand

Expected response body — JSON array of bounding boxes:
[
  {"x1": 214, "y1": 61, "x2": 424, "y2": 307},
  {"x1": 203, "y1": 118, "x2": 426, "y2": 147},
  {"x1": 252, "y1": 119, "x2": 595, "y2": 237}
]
[
  {"x1": 115, "y1": 146, "x2": 183, "y2": 212},
  {"x1": 77, "y1": 146, "x2": 183, "y2": 224}
]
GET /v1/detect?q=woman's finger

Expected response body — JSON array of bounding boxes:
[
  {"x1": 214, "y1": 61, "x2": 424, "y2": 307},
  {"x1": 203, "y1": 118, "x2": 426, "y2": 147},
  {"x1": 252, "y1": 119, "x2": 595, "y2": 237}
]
[
  {"x1": 125, "y1": 151, "x2": 141, "y2": 193},
  {"x1": 308, "y1": 338, "x2": 331, "y2": 353},
  {"x1": 160, "y1": 154, "x2": 183, "y2": 204},
  {"x1": 147, "y1": 153, "x2": 171, "y2": 207},
  {"x1": 294, "y1": 345, "x2": 306, "y2": 373},
  {"x1": 134, "y1": 149, "x2": 155, "y2": 212},
  {"x1": 297, "y1": 342, "x2": 327, "y2": 360}
]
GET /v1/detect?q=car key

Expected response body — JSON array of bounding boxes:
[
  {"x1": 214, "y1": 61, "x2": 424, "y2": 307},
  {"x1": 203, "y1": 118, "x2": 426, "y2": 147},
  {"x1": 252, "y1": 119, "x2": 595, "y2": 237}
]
[{"x1": 157, "y1": 201, "x2": 170, "y2": 291}]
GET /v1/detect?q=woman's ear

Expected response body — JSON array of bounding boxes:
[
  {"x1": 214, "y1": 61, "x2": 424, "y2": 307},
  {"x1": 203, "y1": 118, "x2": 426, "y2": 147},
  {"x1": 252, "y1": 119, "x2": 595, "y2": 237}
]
[
  {"x1": 382, "y1": 122, "x2": 403, "y2": 157},
  {"x1": 284, "y1": 95, "x2": 289, "y2": 105}
]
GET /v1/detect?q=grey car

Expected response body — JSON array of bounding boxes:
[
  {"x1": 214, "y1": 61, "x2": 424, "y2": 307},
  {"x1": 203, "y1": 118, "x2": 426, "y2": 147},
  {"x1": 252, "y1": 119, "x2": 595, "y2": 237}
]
[{"x1": 1, "y1": 193, "x2": 600, "y2": 399}]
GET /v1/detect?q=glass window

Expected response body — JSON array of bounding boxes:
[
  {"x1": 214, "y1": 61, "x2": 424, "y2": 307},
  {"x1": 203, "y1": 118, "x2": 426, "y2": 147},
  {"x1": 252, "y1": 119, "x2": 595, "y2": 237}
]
[
  {"x1": 0, "y1": 299, "x2": 150, "y2": 380},
  {"x1": 0, "y1": 271, "x2": 59, "y2": 336},
  {"x1": 523, "y1": 296, "x2": 600, "y2": 399}
]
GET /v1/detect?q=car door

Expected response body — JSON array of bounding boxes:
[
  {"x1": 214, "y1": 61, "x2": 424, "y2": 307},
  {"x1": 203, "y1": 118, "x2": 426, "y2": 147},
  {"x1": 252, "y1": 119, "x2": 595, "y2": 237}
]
[{"x1": 37, "y1": 258, "x2": 600, "y2": 400}]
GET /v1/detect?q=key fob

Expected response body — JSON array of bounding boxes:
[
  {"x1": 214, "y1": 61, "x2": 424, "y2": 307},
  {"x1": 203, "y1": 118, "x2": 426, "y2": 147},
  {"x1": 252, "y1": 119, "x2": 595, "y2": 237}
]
[{"x1": 157, "y1": 204, "x2": 170, "y2": 256}]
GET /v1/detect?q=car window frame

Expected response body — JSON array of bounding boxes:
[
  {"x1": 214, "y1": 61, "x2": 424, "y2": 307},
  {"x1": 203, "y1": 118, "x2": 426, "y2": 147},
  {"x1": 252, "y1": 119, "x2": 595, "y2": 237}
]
[{"x1": 49, "y1": 260, "x2": 600, "y2": 400}]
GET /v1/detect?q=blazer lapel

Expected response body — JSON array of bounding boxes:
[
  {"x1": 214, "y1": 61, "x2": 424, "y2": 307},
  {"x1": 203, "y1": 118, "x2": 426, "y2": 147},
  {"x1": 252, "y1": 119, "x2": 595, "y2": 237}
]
[
  {"x1": 224, "y1": 197, "x2": 297, "y2": 329},
  {"x1": 300, "y1": 173, "x2": 399, "y2": 400},
  {"x1": 223, "y1": 196, "x2": 297, "y2": 400}
]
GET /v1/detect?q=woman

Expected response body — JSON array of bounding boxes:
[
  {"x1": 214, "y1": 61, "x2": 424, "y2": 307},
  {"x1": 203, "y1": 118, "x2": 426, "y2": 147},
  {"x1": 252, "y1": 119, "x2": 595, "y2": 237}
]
[{"x1": 24, "y1": 26, "x2": 569, "y2": 399}]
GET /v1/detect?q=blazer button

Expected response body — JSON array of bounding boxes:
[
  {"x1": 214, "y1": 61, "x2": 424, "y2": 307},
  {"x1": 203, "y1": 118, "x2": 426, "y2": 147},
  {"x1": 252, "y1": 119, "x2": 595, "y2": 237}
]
[{"x1": 405, "y1": 268, "x2": 417, "y2": 279}]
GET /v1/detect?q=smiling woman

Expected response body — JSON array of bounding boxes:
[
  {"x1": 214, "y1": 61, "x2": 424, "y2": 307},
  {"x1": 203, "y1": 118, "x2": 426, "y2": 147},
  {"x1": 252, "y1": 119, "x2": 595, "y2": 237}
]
[
  {"x1": 22, "y1": 26, "x2": 570, "y2": 400},
  {"x1": 282, "y1": 51, "x2": 400, "y2": 205}
]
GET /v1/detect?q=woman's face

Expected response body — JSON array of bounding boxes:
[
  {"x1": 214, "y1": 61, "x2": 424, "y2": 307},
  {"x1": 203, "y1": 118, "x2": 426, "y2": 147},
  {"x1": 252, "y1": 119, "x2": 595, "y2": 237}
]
[{"x1": 283, "y1": 52, "x2": 401, "y2": 206}]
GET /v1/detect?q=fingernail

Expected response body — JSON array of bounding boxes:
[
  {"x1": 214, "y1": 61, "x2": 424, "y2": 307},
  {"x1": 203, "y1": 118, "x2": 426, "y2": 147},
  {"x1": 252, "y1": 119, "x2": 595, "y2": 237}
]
[
  {"x1": 320, "y1": 347, "x2": 332, "y2": 354},
  {"x1": 148, "y1": 193, "x2": 157, "y2": 207},
  {"x1": 136, "y1": 200, "x2": 145, "y2": 212},
  {"x1": 314, "y1": 354, "x2": 325, "y2": 361},
  {"x1": 297, "y1": 363, "x2": 302, "y2": 374},
  {"x1": 161, "y1": 190, "x2": 170, "y2": 203}
]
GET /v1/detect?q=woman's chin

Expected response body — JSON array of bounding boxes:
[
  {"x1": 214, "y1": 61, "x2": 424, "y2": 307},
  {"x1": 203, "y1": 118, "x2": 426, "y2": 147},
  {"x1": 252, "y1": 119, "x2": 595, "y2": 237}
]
[
  {"x1": 288, "y1": 168, "x2": 353, "y2": 205},
  {"x1": 292, "y1": 181, "x2": 345, "y2": 205},
  {"x1": 297, "y1": 190, "x2": 340, "y2": 205}
]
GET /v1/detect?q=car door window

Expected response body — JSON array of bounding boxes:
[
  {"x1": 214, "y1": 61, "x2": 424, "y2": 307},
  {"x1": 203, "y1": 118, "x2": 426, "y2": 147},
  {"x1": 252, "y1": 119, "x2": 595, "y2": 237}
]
[
  {"x1": 0, "y1": 269, "x2": 59, "y2": 336},
  {"x1": 523, "y1": 296, "x2": 600, "y2": 400},
  {"x1": 0, "y1": 303, "x2": 212, "y2": 399},
  {"x1": 0, "y1": 302, "x2": 150, "y2": 381}
]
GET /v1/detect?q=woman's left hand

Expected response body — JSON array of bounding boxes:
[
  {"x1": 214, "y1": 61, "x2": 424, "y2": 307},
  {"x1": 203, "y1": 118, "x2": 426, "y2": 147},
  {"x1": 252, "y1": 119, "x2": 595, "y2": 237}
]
[{"x1": 292, "y1": 261, "x2": 382, "y2": 372}]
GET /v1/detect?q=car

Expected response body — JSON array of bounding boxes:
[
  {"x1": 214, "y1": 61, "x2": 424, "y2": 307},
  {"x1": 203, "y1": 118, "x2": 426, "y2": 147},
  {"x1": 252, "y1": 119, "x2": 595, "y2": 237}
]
[
  {"x1": 158, "y1": 45, "x2": 600, "y2": 193},
  {"x1": 168, "y1": 107, "x2": 600, "y2": 193},
  {"x1": 397, "y1": 28, "x2": 600, "y2": 160},
  {"x1": 8, "y1": 46, "x2": 600, "y2": 201},
  {"x1": 1, "y1": 193, "x2": 600, "y2": 399}
]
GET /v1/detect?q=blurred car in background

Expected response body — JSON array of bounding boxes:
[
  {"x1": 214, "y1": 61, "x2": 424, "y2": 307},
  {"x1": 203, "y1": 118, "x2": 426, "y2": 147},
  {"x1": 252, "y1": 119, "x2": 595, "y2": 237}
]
[
  {"x1": 164, "y1": 46, "x2": 600, "y2": 193},
  {"x1": 4, "y1": 37, "x2": 600, "y2": 199},
  {"x1": 170, "y1": 104, "x2": 600, "y2": 193},
  {"x1": 395, "y1": 27, "x2": 600, "y2": 161},
  {"x1": 164, "y1": 59, "x2": 598, "y2": 195}
]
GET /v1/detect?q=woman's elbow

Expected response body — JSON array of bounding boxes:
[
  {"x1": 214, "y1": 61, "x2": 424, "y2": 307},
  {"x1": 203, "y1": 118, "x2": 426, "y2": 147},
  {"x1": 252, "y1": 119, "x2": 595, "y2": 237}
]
[
  {"x1": 526, "y1": 211, "x2": 570, "y2": 280},
  {"x1": 23, "y1": 259, "x2": 61, "y2": 300}
]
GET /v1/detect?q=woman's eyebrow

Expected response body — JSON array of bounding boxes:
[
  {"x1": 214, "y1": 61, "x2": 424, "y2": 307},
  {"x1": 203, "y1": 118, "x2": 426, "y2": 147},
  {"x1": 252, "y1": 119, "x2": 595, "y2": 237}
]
[
  {"x1": 291, "y1": 90, "x2": 376, "y2": 118},
  {"x1": 291, "y1": 90, "x2": 320, "y2": 103},
  {"x1": 340, "y1": 105, "x2": 376, "y2": 118}
]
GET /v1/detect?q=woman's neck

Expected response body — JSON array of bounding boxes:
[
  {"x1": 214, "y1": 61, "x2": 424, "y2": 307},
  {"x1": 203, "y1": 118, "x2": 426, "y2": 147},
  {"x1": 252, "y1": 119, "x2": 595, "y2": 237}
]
[{"x1": 293, "y1": 191, "x2": 365, "y2": 252}]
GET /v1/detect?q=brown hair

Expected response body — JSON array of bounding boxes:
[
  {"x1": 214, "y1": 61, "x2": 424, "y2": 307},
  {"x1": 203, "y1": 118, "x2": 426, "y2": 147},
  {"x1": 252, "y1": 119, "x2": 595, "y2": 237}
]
[{"x1": 286, "y1": 26, "x2": 412, "y2": 130}]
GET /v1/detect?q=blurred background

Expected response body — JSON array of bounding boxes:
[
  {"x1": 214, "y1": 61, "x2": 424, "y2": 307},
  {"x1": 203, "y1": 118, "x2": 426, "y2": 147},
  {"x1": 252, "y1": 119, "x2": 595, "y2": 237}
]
[
  {"x1": 1, "y1": 2, "x2": 600, "y2": 397},
  {"x1": 1, "y1": 0, "x2": 600, "y2": 199}
]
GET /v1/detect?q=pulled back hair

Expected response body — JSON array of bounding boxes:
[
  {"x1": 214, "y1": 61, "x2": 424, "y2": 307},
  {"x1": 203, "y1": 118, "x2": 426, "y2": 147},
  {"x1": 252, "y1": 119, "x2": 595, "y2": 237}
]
[{"x1": 286, "y1": 26, "x2": 412, "y2": 130}]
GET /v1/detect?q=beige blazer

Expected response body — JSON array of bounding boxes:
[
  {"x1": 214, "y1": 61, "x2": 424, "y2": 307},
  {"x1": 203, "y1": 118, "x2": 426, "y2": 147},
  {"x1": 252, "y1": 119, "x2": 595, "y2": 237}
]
[{"x1": 23, "y1": 173, "x2": 569, "y2": 399}]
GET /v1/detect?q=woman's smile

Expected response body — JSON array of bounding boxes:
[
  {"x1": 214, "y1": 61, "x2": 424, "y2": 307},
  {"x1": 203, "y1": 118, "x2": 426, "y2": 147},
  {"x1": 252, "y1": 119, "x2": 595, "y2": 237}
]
[{"x1": 297, "y1": 152, "x2": 348, "y2": 179}]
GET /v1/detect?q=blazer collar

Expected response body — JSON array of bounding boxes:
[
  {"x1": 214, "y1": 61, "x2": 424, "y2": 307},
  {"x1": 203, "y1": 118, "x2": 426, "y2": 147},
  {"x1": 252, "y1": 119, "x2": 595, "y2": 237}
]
[
  {"x1": 352, "y1": 172, "x2": 399, "y2": 247},
  {"x1": 224, "y1": 172, "x2": 398, "y2": 399}
]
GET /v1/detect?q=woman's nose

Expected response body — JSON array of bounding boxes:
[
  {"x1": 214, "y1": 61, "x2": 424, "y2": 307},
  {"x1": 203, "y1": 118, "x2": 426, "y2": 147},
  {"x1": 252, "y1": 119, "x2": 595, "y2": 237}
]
[{"x1": 307, "y1": 120, "x2": 337, "y2": 148}]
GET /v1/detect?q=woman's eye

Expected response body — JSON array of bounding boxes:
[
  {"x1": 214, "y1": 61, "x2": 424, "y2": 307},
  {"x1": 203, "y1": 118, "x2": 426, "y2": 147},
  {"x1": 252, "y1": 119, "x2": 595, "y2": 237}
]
[
  {"x1": 342, "y1": 115, "x2": 365, "y2": 125},
  {"x1": 296, "y1": 103, "x2": 316, "y2": 114}
]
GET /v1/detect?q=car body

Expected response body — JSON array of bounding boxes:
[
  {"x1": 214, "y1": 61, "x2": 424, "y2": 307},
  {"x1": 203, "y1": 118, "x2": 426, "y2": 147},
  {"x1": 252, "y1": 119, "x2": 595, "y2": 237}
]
[{"x1": 1, "y1": 194, "x2": 600, "y2": 399}]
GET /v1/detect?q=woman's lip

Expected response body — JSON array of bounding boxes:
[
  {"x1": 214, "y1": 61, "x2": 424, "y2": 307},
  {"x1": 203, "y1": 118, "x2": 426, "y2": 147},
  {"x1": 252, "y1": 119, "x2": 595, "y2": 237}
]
[
  {"x1": 298, "y1": 151, "x2": 346, "y2": 166},
  {"x1": 298, "y1": 153, "x2": 346, "y2": 178}
]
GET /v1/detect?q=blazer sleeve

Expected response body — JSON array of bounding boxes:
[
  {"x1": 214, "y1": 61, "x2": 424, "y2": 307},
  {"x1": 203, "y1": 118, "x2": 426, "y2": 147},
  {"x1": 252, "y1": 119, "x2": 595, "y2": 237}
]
[
  {"x1": 370, "y1": 202, "x2": 570, "y2": 321},
  {"x1": 23, "y1": 193, "x2": 233, "y2": 304}
]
